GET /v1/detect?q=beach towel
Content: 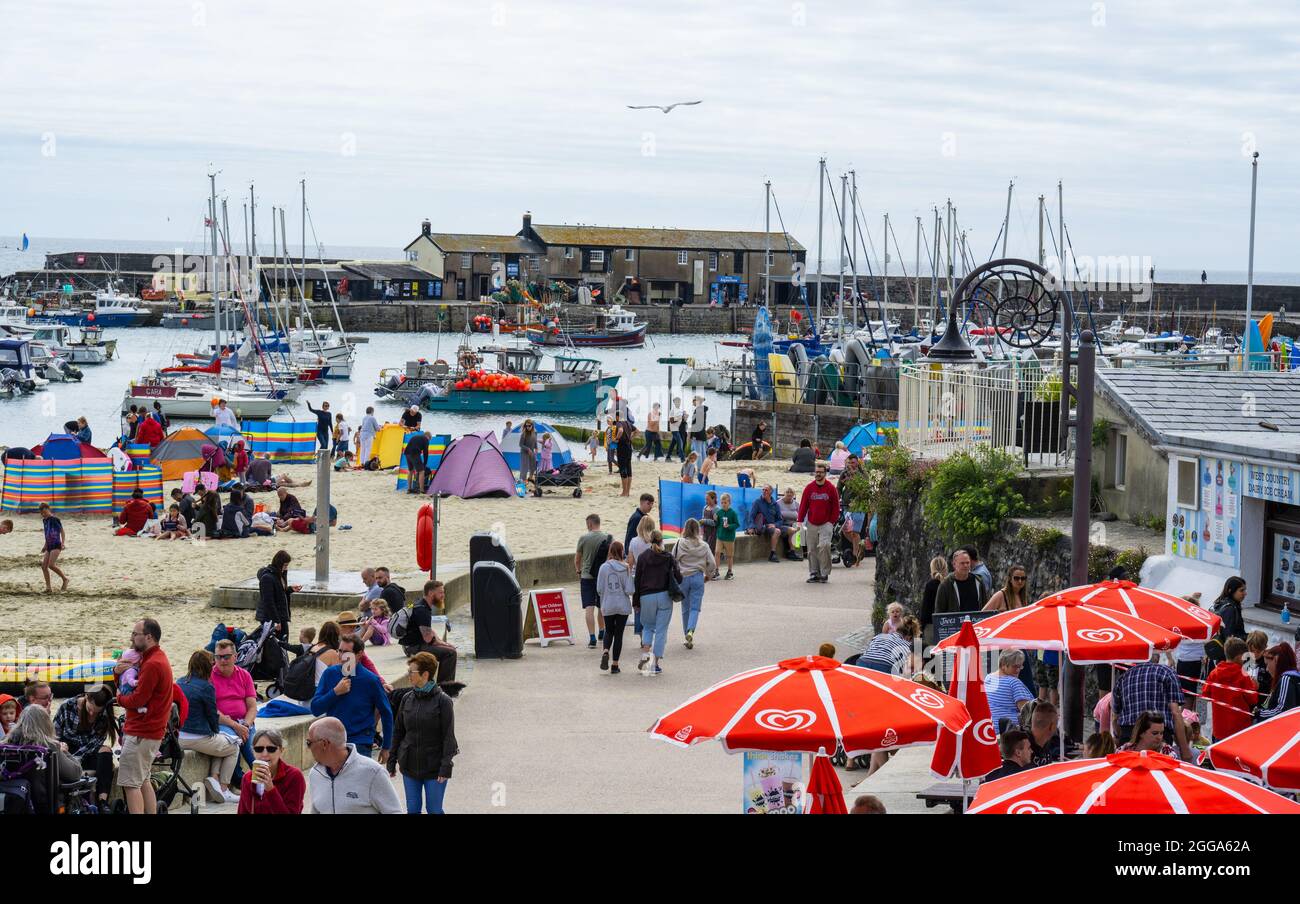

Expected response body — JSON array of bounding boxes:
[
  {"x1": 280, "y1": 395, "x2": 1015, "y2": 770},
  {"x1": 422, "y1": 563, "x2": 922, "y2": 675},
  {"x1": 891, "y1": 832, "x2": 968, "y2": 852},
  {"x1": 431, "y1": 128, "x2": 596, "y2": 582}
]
[{"x1": 257, "y1": 698, "x2": 311, "y2": 718}]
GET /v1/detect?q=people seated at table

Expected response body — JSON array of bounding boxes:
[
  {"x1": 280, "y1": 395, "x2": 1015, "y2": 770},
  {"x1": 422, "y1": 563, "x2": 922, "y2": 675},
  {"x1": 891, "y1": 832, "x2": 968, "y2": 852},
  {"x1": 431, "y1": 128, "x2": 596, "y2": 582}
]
[{"x1": 985, "y1": 728, "x2": 1033, "y2": 781}]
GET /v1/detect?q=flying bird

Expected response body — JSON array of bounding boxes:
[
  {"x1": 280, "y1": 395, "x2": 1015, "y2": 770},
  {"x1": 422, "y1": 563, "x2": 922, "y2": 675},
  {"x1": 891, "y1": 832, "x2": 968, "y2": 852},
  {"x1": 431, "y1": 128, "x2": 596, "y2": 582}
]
[{"x1": 626, "y1": 100, "x2": 702, "y2": 114}]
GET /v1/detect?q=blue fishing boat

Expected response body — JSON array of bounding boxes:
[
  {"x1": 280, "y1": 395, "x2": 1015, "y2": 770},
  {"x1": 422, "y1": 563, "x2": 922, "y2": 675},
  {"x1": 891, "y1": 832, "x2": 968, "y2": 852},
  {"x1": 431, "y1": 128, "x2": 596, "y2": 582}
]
[{"x1": 39, "y1": 290, "x2": 151, "y2": 328}]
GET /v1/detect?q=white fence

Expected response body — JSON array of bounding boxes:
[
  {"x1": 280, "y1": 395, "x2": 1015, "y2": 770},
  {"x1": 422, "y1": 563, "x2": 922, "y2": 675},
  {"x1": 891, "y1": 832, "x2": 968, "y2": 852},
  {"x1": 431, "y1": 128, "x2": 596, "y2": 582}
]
[{"x1": 897, "y1": 360, "x2": 1072, "y2": 470}]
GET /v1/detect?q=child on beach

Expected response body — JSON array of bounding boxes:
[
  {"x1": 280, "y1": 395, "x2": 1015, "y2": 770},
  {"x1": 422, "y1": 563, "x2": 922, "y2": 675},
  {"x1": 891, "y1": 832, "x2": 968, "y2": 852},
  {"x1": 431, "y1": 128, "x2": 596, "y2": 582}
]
[
  {"x1": 681, "y1": 451, "x2": 699, "y2": 483},
  {"x1": 156, "y1": 503, "x2": 190, "y2": 540},
  {"x1": 587, "y1": 428, "x2": 600, "y2": 463},
  {"x1": 715, "y1": 493, "x2": 740, "y2": 580},
  {"x1": 605, "y1": 421, "x2": 617, "y2": 474},
  {"x1": 539, "y1": 432, "x2": 554, "y2": 475},
  {"x1": 37, "y1": 502, "x2": 67, "y2": 593},
  {"x1": 333, "y1": 413, "x2": 352, "y2": 466},
  {"x1": 700, "y1": 447, "x2": 718, "y2": 484},
  {"x1": 0, "y1": 694, "x2": 18, "y2": 735}
]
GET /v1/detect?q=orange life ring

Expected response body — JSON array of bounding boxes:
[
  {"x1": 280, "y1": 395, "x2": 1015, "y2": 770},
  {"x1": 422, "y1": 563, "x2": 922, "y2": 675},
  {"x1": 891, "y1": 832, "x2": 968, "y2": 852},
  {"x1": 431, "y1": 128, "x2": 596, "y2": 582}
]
[{"x1": 415, "y1": 504, "x2": 434, "y2": 571}]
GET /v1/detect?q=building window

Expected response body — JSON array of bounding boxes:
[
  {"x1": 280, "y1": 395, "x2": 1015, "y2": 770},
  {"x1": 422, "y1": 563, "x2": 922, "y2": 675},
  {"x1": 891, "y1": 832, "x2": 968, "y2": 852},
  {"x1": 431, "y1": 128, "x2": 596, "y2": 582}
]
[
  {"x1": 406, "y1": 249, "x2": 418, "y2": 262},
  {"x1": 1175, "y1": 459, "x2": 1198, "y2": 508},
  {"x1": 677, "y1": 251, "x2": 688, "y2": 265},
  {"x1": 565, "y1": 247, "x2": 574, "y2": 259},
  {"x1": 708, "y1": 252, "x2": 718, "y2": 271},
  {"x1": 460, "y1": 253, "x2": 472, "y2": 269},
  {"x1": 766, "y1": 250, "x2": 774, "y2": 266},
  {"x1": 734, "y1": 251, "x2": 744, "y2": 272},
  {"x1": 1110, "y1": 431, "x2": 1128, "y2": 489},
  {"x1": 531, "y1": 255, "x2": 542, "y2": 269},
  {"x1": 491, "y1": 253, "x2": 501, "y2": 262},
  {"x1": 589, "y1": 250, "x2": 605, "y2": 265},
  {"x1": 625, "y1": 249, "x2": 635, "y2": 262}
]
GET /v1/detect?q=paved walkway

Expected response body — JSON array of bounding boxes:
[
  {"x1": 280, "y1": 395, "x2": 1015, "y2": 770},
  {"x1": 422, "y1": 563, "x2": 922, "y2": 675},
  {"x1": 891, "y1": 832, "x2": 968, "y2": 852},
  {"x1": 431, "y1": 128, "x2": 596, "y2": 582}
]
[{"x1": 444, "y1": 555, "x2": 876, "y2": 814}]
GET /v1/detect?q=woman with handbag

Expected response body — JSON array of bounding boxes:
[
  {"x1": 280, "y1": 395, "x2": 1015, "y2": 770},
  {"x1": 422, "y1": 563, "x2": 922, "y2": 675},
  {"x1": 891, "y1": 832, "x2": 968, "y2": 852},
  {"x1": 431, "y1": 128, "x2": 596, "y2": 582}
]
[{"x1": 633, "y1": 530, "x2": 682, "y2": 677}]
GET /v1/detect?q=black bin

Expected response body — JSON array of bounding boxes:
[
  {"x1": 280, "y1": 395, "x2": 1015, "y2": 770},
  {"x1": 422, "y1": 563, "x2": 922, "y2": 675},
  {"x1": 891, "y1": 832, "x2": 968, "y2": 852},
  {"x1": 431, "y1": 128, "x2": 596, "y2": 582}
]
[
  {"x1": 469, "y1": 531, "x2": 515, "y2": 614},
  {"x1": 471, "y1": 561, "x2": 523, "y2": 659}
]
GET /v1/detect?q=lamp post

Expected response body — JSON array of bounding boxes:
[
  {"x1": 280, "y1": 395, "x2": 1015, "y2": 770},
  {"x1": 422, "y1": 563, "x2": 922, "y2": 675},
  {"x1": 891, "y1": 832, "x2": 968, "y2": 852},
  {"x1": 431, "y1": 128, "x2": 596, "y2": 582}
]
[
  {"x1": 925, "y1": 259, "x2": 1093, "y2": 743},
  {"x1": 1243, "y1": 151, "x2": 1259, "y2": 370}
]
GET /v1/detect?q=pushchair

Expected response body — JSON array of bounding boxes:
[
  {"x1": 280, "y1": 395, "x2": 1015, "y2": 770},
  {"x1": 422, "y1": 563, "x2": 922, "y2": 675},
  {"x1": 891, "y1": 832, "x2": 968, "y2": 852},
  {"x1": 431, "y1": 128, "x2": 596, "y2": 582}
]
[
  {"x1": 0, "y1": 744, "x2": 99, "y2": 814},
  {"x1": 533, "y1": 460, "x2": 585, "y2": 498},
  {"x1": 238, "y1": 621, "x2": 287, "y2": 696},
  {"x1": 114, "y1": 701, "x2": 199, "y2": 814},
  {"x1": 830, "y1": 511, "x2": 872, "y2": 568}
]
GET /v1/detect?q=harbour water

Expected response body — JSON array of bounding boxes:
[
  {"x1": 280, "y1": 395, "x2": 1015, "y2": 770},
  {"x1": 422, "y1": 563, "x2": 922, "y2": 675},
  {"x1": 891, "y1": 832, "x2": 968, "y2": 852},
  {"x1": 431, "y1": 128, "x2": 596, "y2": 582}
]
[{"x1": 0, "y1": 326, "x2": 748, "y2": 448}]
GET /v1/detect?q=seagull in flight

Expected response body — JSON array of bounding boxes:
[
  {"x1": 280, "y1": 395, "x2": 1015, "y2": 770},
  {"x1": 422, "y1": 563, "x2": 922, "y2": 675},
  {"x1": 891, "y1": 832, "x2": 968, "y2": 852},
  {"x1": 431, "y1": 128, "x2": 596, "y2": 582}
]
[{"x1": 626, "y1": 100, "x2": 703, "y2": 114}]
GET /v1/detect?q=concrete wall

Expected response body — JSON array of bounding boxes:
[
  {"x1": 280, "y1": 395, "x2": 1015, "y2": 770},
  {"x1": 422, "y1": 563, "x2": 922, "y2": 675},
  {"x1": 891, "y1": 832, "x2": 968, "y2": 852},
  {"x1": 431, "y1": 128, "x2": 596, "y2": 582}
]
[
  {"x1": 733, "y1": 400, "x2": 895, "y2": 457},
  {"x1": 1094, "y1": 395, "x2": 1169, "y2": 525}
]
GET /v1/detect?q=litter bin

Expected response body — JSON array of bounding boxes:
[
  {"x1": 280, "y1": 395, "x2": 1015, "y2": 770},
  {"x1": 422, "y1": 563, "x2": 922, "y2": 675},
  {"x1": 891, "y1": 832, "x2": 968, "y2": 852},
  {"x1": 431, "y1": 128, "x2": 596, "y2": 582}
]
[
  {"x1": 471, "y1": 561, "x2": 523, "y2": 659},
  {"x1": 469, "y1": 531, "x2": 514, "y2": 614}
]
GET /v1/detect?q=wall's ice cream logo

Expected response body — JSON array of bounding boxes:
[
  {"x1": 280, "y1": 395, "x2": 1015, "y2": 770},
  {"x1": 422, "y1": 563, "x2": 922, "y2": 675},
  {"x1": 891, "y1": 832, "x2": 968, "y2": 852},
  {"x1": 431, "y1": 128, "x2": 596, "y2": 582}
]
[
  {"x1": 973, "y1": 626, "x2": 991, "y2": 638},
  {"x1": 1186, "y1": 605, "x2": 1213, "y2": 623},
  {"x1": 1006, "y1": 799, "x2": 1063, "y2": 814},
  {"x1": 754, "y1": 708, "x2": 816, "y2": 731},
  {"x1": 909, "y1": 689, "x2": 945, "y2": 710},
  {"x1": 1076, "y1": 628, "x2": 1123, "y2": 644},
  {"x1": 880, "y1": 727, "x2": 898, "y2": 747},
  {"x1": 973, "y1": 719, "x2": 997, "y2": 744},
  {"x1": 674, "y1": 724, "x2": 693, "y2": 742}
]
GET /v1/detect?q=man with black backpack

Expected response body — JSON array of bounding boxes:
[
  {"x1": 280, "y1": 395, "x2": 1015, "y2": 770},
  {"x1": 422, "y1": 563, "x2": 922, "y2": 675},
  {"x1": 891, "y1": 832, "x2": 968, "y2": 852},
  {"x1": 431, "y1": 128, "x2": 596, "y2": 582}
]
[
  {"x1": 400, "y1": 581, "x2": 459, "y2": 688},
  {"x1": 374, "y1": 567, "x2": 406, "y2": 614},
  {"x1": 576, "y1": 514, "x2": 611, "y2": 649}
]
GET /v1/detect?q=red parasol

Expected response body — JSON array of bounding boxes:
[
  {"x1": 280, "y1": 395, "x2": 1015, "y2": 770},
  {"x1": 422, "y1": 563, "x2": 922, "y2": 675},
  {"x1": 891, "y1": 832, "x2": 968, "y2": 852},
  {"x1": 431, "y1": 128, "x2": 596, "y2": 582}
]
[
  {"x1": 968, "y1": 749, "x2": 1300, "y2": 814},
  {"x1": 931, "y1": 620, "x2": 1003, "y2": 780},
  {"x1": 933, "y1": 596, "x2": 1184, "y2": 663},
  {"x1": 1042, "y1": 580, "x2": 1222, "y2": 641},
  {"x1": 804, "y1": 749, "x2": 848, "y2": 814},
  {"x1": 649, "y1": 655, "x2": 971, "y2": 757},
  {"x1": 1205, "y1": 709, "x2": 1300, "y2": 793}
]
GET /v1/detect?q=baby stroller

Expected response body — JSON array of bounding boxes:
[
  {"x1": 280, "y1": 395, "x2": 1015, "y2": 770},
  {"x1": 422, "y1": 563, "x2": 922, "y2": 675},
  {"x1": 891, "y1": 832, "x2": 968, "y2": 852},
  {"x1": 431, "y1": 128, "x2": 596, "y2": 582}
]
[
  {"x1": 0, "y1": 744, "x2": 99, "y2": 815},
  {"x1": 114, "y1": 701, "x2": 199, "y2": 814},
  {"x1": 534, "y1": 460, "x2": 586, "y2": 498},
  {"x1": 238, "y1": 621, "x2": 287, "y2": 696}
]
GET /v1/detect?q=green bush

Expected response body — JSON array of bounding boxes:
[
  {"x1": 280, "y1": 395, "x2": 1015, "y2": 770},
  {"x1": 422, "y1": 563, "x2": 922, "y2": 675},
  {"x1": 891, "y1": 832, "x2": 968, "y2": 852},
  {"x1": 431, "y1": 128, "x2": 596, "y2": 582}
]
[
  {"x1": 1114, "y1": 546, "x2": 1150, "y2": 579},
  {"x1": 855, "y1": 443, "x2": 923, "y2": 519},
  {"x1": 1018, "y1": 524, "x2": 1065, "y2": 552},
  {"x1": 923, "y1": 447, "x2": 1026, "y2": 545},
  {"x1": 1035, "y1": 372, "x2": 1063, "y2": 402},
  {"x1": 1091, "y1": 418, "x2": 1110, "y2": 450}
]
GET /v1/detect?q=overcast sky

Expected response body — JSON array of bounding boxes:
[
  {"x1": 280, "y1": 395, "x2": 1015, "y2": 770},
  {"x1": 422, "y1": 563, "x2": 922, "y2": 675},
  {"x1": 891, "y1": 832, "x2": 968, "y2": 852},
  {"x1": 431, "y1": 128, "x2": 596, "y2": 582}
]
[{"x1": 1, "y1": 0, "x2": 1296, "y2": 272}]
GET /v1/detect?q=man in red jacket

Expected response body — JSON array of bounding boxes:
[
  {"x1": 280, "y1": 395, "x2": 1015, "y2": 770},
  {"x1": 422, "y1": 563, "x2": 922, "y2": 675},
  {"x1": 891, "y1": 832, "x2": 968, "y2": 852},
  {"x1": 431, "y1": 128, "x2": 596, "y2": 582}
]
[
  {"x1": 115, "y1": 618, "x2": 173, "y2": 815},
  {"x1": 135, "y1": 414, "x2": 165, "y2": 448},
  {"x1": 798, "y1": 462, "x2": 840, "y2": 584},
  {"x1": 115, "y1": 489, "x2": 155, "y2": 536},
  {"x1": 1204, "y1": 637, "x2": 1258, "y2": 742}
]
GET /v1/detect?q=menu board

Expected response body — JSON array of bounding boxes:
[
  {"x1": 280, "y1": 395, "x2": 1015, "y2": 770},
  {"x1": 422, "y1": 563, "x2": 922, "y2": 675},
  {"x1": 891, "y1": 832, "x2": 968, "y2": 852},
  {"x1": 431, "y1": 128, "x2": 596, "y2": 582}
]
[
  {"x1": 1171, "y1": 457, "x2": 1241, "y2": 569},
  {"x1": 1270, "y1": 533, "x2": 1300, "y2": 603},
  {"x1": 742, "y1": 751, "x2": 804, "y2": 815}
]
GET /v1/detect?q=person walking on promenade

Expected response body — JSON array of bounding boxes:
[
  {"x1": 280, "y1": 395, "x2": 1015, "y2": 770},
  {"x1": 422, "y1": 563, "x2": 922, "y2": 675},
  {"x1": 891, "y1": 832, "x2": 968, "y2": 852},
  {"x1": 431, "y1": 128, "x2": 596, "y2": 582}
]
[
  {"x1": 597, "y1": 541, "x2": 635, "y2": 674},
  {"x1": 715, "y1": 493, "x2": 740, "y2": 580},
  {"x1": 305, "y1": 400, "x2": 332, "y2": 452},
  {"x1": 115, "y1": 618, "x2": 172, "y2": 814},
  {"x1": 674, "y1": 518, "x2": 715, "y2": 650},
  {"x1": 37, "y1": 501, "x2": 67, "y2": 593},
  {"x1": 798, "y1": 463, "x2": 840, "y2": 584},
  {"x1": 575, "y1": 514, "x2": 611, "y2": 648},
  {"x1": 388, "y1": 652, "x2": 458, "y2": 813},
  {"x1": 625, "y1": 493, "x2": 654, "y2": 548},
  {"x1": 634, "y1": 530, "x2": 681, "y2": 676}
]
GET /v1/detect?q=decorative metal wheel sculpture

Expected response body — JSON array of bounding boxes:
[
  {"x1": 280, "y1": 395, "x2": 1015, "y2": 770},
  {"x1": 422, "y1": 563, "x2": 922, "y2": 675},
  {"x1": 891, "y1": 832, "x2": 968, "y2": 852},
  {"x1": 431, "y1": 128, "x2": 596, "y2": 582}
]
[{"x1": 928, "y1": 258, "x2": 1061, "y2": 359}]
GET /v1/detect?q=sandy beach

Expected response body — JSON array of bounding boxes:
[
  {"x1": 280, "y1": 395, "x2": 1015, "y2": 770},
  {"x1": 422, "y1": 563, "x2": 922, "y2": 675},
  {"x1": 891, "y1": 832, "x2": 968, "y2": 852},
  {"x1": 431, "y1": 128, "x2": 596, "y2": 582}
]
[{"x1": 0, "y1": 452, "x2": 811, "y2": 671}]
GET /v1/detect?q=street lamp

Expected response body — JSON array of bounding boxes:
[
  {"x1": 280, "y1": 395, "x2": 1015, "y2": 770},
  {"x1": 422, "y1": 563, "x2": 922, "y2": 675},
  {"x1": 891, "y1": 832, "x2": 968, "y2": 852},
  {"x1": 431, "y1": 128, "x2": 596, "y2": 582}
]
[{"x1": 924, "y1": 258, "x2": 1095, "y2": 743}]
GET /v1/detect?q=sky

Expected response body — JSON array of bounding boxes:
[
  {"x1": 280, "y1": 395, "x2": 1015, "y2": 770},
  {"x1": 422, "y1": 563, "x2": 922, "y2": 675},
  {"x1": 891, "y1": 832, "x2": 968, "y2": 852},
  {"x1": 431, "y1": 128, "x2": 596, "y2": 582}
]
[{"x1": 1, "y1": 0, "x2": 1297, "y2": 272}]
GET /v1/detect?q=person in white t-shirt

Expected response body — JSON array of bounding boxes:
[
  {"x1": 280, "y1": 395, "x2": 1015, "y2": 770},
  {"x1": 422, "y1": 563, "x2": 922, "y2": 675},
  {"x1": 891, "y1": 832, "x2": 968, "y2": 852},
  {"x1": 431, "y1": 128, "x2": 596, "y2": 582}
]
[
  {"x1": 212, "y1": 399, "x2": 239, "y2": 431},
  {"x1": 333, "y1": 413, "x2": 352, "y2": 465}
]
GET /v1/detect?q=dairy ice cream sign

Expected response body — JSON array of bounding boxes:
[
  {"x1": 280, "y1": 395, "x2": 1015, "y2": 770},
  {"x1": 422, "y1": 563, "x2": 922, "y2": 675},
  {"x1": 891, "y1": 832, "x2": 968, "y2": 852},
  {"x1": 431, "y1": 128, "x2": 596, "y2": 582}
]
[{"x1": 1245, "y1": 463, "x2": 1299, "y2": 505}]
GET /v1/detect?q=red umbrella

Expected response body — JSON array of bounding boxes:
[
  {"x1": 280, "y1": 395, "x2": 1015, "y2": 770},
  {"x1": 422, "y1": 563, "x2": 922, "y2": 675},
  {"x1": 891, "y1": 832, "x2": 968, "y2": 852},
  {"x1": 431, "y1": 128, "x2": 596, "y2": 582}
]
[
  {"x1": 933, "y1": 596, "x2": 1185, "y2": 663},
  {"x1": 649, "y1": 655, "x2": 971, "y2": 757},
  {"x1": 804, "y1": 750, "x2": 848, "y2": 814},
  {"x1": 968, "y1": 750, "x2": 1300, "y2": 814},
  {"x1": 1206, "y1": 709, "x2": 1300, "y2": 792},
  {"x1": 1042, "y1": 580, "x2": 1223, "y2": 642},
  {"x1": 931, "y1": 620, "x2": 1003, "y2": 780}
]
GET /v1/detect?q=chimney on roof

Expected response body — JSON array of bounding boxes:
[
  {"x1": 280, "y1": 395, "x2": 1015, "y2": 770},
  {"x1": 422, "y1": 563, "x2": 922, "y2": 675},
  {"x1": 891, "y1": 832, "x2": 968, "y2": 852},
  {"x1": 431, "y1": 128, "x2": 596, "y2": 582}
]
[
  {"x1": 522, "y1": 211, "x2": 532, "y2": 233},
  {"x1": 421, "y1": 219, "x2": 431, "y2": 237}
]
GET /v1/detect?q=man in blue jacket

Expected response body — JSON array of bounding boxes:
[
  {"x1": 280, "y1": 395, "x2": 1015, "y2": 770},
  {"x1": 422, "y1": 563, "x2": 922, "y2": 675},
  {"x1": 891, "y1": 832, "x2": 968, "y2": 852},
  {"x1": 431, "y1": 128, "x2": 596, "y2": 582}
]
[
  {"x1": 748, "y1": 484, "x2": 798, "y2": 563},
  {"x1": 311, "y1": 653, "x2": 394, "y2": 762}
]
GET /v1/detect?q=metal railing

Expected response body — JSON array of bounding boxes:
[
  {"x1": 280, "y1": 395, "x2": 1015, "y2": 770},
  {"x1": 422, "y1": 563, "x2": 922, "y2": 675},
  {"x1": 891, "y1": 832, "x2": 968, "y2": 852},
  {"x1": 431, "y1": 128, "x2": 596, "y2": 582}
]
[{"x1": 897, "y1": 359, "x2": 1072, "y2": 470}]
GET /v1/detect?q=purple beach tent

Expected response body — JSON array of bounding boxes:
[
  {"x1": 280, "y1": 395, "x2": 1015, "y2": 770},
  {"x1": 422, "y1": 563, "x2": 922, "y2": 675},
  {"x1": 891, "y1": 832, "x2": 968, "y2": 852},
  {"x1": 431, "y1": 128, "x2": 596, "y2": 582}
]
[{"x1": 426, "y1": 431, "x2": 517, "y2": 499}]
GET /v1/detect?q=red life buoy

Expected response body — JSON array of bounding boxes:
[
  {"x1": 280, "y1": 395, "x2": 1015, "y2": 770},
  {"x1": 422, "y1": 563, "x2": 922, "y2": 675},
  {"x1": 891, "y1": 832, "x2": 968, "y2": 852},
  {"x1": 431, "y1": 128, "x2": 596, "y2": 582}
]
[{"x1": 415, "y1": 504, "x2": 434, "y2": 571}]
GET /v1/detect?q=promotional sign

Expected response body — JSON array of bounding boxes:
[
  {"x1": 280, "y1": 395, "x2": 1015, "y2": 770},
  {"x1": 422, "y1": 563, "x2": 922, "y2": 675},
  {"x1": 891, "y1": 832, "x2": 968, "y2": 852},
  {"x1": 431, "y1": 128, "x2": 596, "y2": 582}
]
[
  {"x1": 932, "y1": 611, "x2": 999, "y2": 682},
  {"x1": 742, "y1": 751, "x2": 804, "y2": 815},
  {"x1": 1245, "y1": 463, "x2": 1300, "y2": 505},
  {"x1": 1271, "y1": 534, "x2": 1300, "y2": 603},
  {"x1": 1198, "y1": 457, "x2": 1241, "y2": 569},
  {"x1": 525, "y1": 588, "x2": 573, "y2": 647}
]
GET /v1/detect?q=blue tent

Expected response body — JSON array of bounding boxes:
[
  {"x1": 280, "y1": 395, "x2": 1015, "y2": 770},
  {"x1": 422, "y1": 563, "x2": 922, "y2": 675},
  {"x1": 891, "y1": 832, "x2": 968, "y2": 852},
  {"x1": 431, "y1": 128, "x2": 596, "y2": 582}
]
[
  {"x1": 841, "y1": 421, "x2": 895, "y2": 458},
  {"x1": 206, "y1": 423, "x2": 245, "y2": 445},
  {"x1": 500, "y1": 421, "x2": 574, "y2": 472}
]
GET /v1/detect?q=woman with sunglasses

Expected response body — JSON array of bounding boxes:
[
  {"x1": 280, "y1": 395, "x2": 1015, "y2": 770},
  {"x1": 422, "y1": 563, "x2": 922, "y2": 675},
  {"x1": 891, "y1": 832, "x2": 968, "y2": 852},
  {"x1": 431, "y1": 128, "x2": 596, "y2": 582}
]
[
  {"x1": 1256, "y1": 643, "x2": 1300, "y2": 721},
  {"x1": 984, "y1": 565, "x2": 1040, "y2": 697},
  {"x1": 237, "y1": 727, "x2": 306, "y2": 814}
]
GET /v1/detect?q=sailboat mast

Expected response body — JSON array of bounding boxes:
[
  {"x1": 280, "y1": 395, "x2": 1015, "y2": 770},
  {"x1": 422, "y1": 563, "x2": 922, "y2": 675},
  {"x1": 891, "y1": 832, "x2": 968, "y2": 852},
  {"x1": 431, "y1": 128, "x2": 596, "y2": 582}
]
[
  {"x1": 221, "y1": 197, "x2": 231, "y2": 356},
  {"x1": 945, "y1": 199, "x2": 954, "y2": 300},
  {"x1": 850, "y1": 170, "x2": 859, "y2": 328},
  {"x1": 882, "y1": 212, "x2": 889, "y2": 315},
  {"x1": 932, "y1": 207, "x2": 940, "y2": 327},
  {"x1": 1003, "y1": 179, "x2": 1013, "y2": 257},
  {"x1": 836, "y1": 174, "x2": 847, "y2": 329},
  {"x1": 815, "y1": 157, "x2": 825, "y2": 331},
  {"x1": 914, "y1": 215, "x2": 921, "y2": 331},
  {"x1": 763, "y1": 179, "x2": 771, "y2": 307},
  {"x1": 1037, "y1": 194, "x2": 1045, "y2": 267},
  {"x1": 209, "y1": 172, "x2": 221, "y2": 353}
]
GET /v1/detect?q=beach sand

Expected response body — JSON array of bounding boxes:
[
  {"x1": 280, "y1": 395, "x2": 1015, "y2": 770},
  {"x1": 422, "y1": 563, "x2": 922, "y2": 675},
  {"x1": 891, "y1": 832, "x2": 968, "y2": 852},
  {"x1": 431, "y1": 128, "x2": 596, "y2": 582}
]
[{"x1": 0, "y1": 454, "x2": 812, "y2": 671}]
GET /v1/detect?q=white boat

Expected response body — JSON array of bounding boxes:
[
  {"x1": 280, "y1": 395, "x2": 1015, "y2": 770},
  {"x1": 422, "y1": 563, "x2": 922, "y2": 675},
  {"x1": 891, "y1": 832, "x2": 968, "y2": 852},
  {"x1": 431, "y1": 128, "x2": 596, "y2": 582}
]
[
  {"x1": 123, "y1": 375, "x2": 298, "y2": 419},
  {"x1": 4, "y1": 323, "x2": 112, "y2": 364},
  {"x1": 27, "y1": 341, "x2": 82, "y2": 382},
  {"x1": 0, "y1": 303, "x2": 29, "y2": 328}
]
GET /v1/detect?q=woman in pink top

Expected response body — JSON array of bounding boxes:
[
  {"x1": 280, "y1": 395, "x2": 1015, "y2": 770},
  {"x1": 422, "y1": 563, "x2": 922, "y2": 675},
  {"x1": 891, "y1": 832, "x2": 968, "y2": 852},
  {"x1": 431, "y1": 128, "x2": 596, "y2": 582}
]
[{"x1": 210, "y1": 640, "x2": 258, "y2": 773}]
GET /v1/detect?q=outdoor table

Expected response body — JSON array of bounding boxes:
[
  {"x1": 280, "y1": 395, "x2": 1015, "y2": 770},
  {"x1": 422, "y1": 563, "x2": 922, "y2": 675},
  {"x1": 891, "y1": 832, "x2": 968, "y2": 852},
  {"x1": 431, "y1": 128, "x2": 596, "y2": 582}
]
[{"x1": 916, "y1": 781, "x2": 969, "y2": 814}]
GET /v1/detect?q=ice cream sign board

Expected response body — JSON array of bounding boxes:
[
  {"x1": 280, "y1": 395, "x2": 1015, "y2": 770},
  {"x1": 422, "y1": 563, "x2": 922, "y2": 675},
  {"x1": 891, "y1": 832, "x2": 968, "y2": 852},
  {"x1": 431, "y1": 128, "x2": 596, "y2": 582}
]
[{"x1": 1244, "y1": 464, "x2": 1299, "y2": 505}]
